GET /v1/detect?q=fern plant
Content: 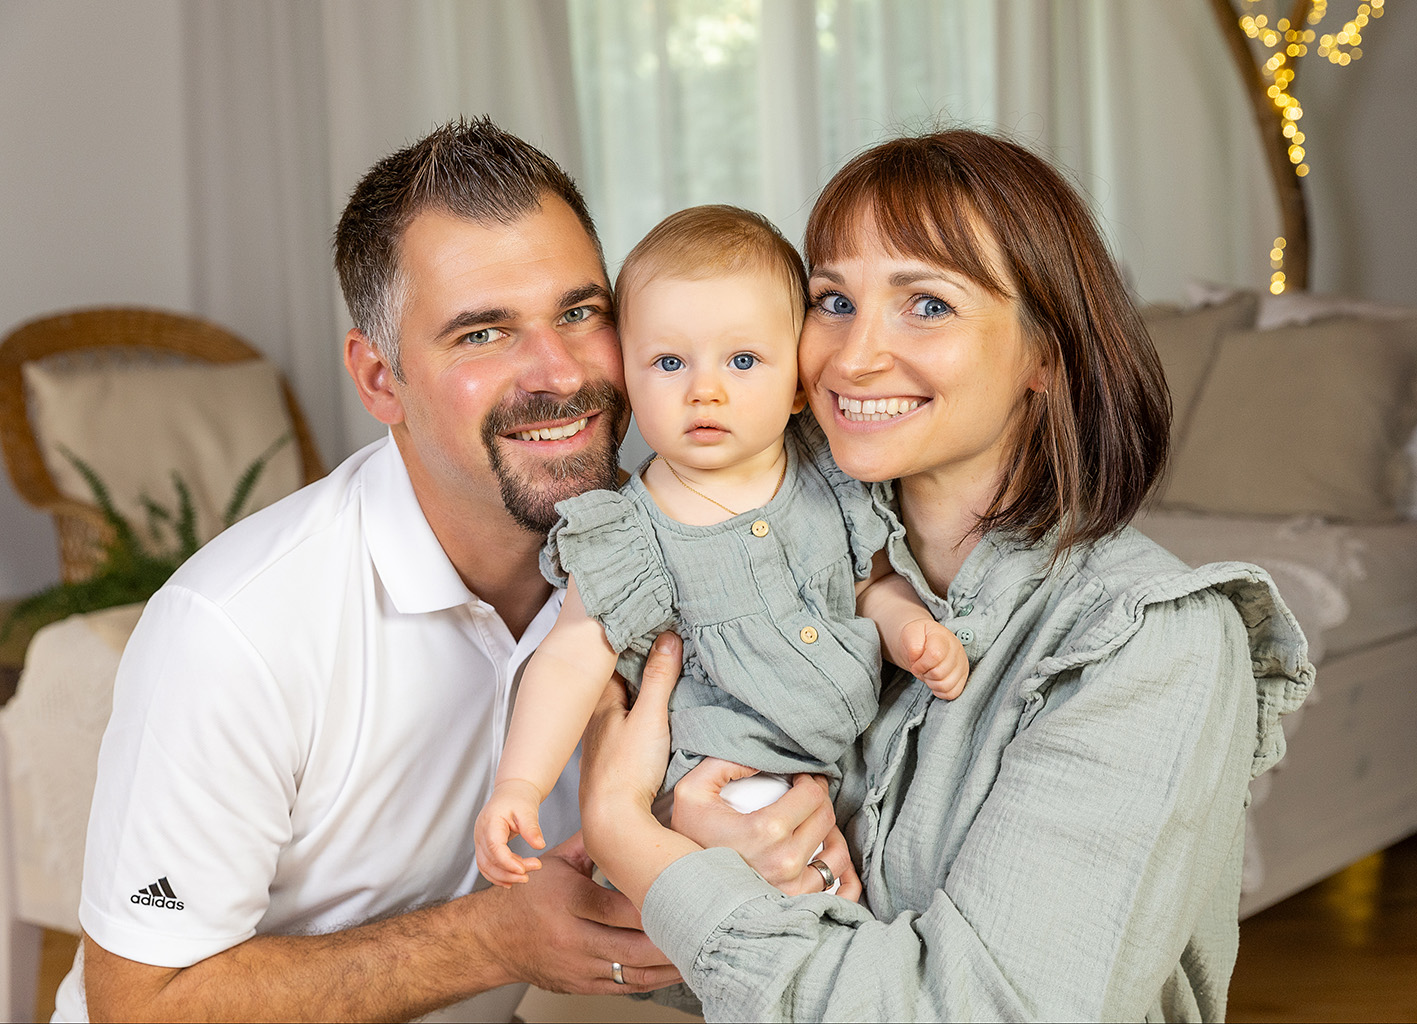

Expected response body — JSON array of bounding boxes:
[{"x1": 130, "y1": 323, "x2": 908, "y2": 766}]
[{"x1": 0, "y1": 434, "x2": 291, "y2": 641}]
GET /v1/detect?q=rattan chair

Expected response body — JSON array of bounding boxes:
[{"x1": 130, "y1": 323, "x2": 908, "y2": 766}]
[{"x1": 0, "y1": 307, "x2": 325, "y2": 581}]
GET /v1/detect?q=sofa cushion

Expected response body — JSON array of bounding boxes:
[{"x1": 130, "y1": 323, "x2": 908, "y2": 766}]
[
  {"x1": 1163, "y1": 316, "x2": 1417, "y2": 521},
  {"x1": 1141, "y1": 292, "x2": 1258, "y2": 452}
]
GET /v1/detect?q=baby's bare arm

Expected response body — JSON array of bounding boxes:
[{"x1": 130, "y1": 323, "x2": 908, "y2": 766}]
[
  {"x1": 497, "y1": 577, "x2": 620, "y2": 797},
  {"x1": 477, "y1": 579, "x2": 621, "y2": 883},
  {"x1": 856, "y1": 551, "x2": 969, "y2": 698}
]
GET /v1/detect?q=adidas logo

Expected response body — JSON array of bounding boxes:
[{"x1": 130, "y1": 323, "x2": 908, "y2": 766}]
[{"x1": 130, "y1": 876, "x2": 184, "y2": 910}]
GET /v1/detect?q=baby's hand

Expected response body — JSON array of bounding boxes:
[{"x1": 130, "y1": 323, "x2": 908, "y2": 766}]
[
  {"x1": 901, "y1": 617, "x2": 969, "y2": 700},
  {"x1": 473, "y1": 779, "x2": 547, "y2": 887}
]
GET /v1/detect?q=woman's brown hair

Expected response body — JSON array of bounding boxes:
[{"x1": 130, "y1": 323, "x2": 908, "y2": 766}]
[{"x1": 805, "y1": 129, "x2": 1170, "y2": 556}]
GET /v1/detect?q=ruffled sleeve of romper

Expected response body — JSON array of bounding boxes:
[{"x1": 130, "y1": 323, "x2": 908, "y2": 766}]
[
  {"x1": 541, "y1": 488, "x2": 677, "y2": 656},
  {"x1": 790, "y1": 410, "x2": 891, "y2": 580}
]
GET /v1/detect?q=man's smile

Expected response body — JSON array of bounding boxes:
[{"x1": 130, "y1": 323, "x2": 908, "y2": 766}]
[{"x1": 508, "y1": 415, "x2": 591, "y2": 442}]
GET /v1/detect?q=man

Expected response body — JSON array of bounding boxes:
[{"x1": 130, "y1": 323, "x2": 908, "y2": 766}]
[{"x1": 55, "y1": 117, "x2": 680, "y2": 1022}]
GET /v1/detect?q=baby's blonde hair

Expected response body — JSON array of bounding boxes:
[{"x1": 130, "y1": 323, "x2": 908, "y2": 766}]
[{"x1": 615, "y1": 205, "x2": 808, "y2": 331}]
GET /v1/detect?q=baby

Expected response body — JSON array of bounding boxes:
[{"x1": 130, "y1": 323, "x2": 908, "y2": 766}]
[{"x1": 474, "y1": 205, "x2": 967, "y2": 886}]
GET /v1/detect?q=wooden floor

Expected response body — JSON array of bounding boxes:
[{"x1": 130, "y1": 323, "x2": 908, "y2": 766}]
[
  {"x1": 1228, "y1": 831, "x2": 1417, "y2": 1022},
  {"x1": 35, "y1": 834, "x2": 1417, "y2": 1021}
]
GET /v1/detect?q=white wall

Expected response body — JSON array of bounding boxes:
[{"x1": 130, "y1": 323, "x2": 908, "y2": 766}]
[
  {"x1": 0, "y1": 0, "x2": 193, "y2": 596},
  {"x1": 1303, "y1": 0, "x2": 1417, "y2": 306}
]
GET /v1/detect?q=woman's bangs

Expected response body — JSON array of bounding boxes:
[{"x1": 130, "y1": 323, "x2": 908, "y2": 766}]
[{"x1": 806, "y1": 152, "x2": 1009, "y2": 297}]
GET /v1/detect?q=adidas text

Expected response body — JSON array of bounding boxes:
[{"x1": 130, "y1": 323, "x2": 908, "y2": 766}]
[{"x1": 132, "y1": 876, "x2": 184, "y2": 910}]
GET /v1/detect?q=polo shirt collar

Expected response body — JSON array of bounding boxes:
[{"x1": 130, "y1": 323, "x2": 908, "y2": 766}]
[{"x1": 361, "y1": 434, "x2": 476, "y2": 614}]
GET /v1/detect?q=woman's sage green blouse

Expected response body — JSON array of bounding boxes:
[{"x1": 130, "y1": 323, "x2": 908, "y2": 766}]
[{"x1": 642, "y1": 476, "x2": 1312, "y2": 1022}]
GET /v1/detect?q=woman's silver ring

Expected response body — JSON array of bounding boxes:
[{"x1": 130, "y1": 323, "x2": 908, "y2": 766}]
[
  {"x1": 808, "y1": 858, "x2": 835, "y2": 891},
  {"x1": 611, "y1": 961, "x2": 626, "y2": 985}
]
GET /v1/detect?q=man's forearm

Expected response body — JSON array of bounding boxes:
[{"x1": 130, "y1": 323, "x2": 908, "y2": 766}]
[
  {"x1": 85, "y1": 888, "x2": 519, "y2": 1023},
  {"x1": 85, "y1": 833, "x2": 678, "y2": 1022}
]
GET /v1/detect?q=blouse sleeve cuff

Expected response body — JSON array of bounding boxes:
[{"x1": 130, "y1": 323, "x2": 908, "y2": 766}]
[{"x1": 642, "y1": 847, "x2": 779, "y2": 970}]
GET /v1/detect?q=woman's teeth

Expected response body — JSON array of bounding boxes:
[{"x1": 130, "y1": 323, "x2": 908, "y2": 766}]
[
  {"x1": 514, "y1": 417, "x2": 588, "y2": 441},
  {"x1": 838, "y1": 396, "x2": 921, "y2": 422}
]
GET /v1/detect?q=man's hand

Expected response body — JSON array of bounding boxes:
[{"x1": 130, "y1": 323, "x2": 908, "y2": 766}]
[
  {"x1": 85, "y1": 831, "x2": 679, "y2": 1022},
  {"x1": 481, "y1": 831, "x2": 682, "y2": 993},
  {"x1": 672, "y1": 760, "x2": 862, "y2": 901}
]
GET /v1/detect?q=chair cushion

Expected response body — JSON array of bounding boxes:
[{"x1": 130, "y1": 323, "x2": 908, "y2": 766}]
[{"x1": 23, "y1": 358, "x2": 303, "y2": 545}]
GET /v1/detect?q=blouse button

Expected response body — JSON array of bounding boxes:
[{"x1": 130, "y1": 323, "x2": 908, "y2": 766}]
[
  {"x1": 957, "y1": 601, "x2": 975, "y2": 616},
  {"x1": 956, "y1": 627, "x2": 975, "y2": 645},
  {"x1": 751, "y1": 519, "x2": 770, "y2": 537},
  {"x1": 800, "y1": 626, "x2": 819, "y2": 644}
]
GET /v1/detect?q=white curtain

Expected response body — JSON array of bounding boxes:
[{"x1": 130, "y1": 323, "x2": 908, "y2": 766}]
[
  {"x1": 180, "y1": 0, "x2": 1273, "y2": 465},
  {"x1": 182, "y1": 0, "x2": 584, "y2": 463},
  {"x1": 570, "y1": 0, "x2": 1275, "y2": 288}
]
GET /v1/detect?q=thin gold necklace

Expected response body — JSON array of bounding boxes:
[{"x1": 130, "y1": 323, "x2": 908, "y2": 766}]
[{"x1": 655, "y1": 454, "x2": 788, "y2": 517}]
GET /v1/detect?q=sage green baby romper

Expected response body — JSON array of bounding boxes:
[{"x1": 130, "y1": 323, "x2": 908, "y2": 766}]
[{"x1": 541, "y1": 414, "x2": 891, "y2": 789}]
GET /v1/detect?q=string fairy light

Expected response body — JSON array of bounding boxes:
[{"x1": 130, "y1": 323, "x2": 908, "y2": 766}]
[{"x1": 1236, "y1": 0, "x2": 1383, "y2": 292}]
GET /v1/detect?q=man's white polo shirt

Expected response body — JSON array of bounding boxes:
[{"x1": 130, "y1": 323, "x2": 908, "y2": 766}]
[{"x1": 58, "y1": 435, "x2": 576, "y2": 1020}]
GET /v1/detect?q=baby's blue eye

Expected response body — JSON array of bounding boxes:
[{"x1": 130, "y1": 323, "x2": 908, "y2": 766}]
[
  {"x1": 655, "y1": 355, "x2": 683, "y2": 372},
  {"x1": 731, "y1": 353, "x2": 757, "y2": 370}
]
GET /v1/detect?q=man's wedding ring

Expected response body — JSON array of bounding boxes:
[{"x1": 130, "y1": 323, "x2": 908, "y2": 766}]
[
  {"x1": 611, "y1": 961, "x2": 626, "y2": 985},
  {"x1": 808, "y1": 858, "x2": 835, "y2": 891}
]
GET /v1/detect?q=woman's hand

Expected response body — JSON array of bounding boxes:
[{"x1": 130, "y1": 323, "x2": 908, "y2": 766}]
[
  {"x1": 672, "y1": 760, "x2": 862, "y2": 901},
  {"x1": 581, "y1": 632, "x2": 701, "y2": 907}
]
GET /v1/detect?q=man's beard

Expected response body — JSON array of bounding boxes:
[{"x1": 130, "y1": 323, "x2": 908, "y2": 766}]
[{"x1": 481, "y1": 380, "x2": 628, "y2": 534}]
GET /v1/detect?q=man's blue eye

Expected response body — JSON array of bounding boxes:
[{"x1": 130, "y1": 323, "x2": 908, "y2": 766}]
[
  {"x1": 563, "y1": 305, "x2": 591, "y2": 323},
  {"x1": 731, "y1": 353, "x2": 757, "y2": 370},
  {"x1": 655, "y1": 355, "x2": 683, "y2": 372},
  {"x1": 465, "y1": 328, "x2": 496, "y2": 345}
]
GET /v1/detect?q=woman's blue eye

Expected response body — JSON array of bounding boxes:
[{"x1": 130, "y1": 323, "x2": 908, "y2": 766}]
[
  {"x1": 731, "y1": 353, "x2": 757, "y2": 370},
  {"x1": 912, "y1": 295, "x2": 953, "y2": 318},
  {"x1": 815, "y1": 292, "x2": 854, "y2": 316},
  {"x1": 655, "y1": 355, "x2": 683, "y2": 372}
]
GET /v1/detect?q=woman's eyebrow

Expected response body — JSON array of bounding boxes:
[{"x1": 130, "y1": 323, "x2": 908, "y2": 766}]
[
  {"x1": 888, "y1": 269, "x2": 959, "y2": 288},
  {"x1": 808, "y1": 268, "x2": 845, "y2": 285}
]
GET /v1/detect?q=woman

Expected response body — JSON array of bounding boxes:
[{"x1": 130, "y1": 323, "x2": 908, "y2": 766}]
[{"x1": 580, "y1": 130, "x2": 1311, "y2": 1020}]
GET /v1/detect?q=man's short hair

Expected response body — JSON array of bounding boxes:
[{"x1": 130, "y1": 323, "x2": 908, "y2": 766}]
[
  {"x1": 333, "y1": 116, "x2": 603, "y2": 379},
  {"x1": 615, "y1": 205, "x2": 808, "y2": 331}
]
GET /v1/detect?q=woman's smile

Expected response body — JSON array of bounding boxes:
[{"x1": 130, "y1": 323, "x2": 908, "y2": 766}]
[{"x1": 834, "y1": 393, "x2": 925, "y2": 423}]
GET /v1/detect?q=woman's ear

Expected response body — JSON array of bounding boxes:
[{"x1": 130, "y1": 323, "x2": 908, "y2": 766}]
[
  {"x1": 791, "y1": 384, "x2": 808, "y2": 414},
  {"x1": 345, "y1": 329, "x2": 405, "y2": 425},
  {"x1": 1025, "y1": 346, "x2": 1054, "y2": 395}
]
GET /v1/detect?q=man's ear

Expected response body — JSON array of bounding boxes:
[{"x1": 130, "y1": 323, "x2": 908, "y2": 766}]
[
  {"x1": 791, "y1": 384, "x2": 808, "y2": 415},
  {"x1": 345, "y1": 329, "x2": 404, "y2": 425}
]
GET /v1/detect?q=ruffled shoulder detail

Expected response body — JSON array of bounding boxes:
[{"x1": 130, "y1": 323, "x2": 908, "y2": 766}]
[
  {"x1": 1026, "y1": 539, "x2": 1313, "y2": 780},
  {"x1": 790, "y1": 411, "x2": 890, "y2": 580},
  {"x1": 541, "y1": 488, "x2": 677, "y2": 655},
  {"x1": 1212, "y1": 569, "x2": 1314, "y2": 777}
]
